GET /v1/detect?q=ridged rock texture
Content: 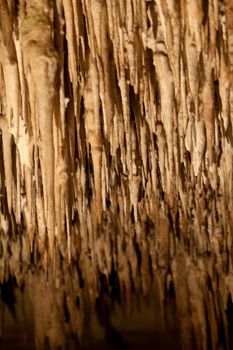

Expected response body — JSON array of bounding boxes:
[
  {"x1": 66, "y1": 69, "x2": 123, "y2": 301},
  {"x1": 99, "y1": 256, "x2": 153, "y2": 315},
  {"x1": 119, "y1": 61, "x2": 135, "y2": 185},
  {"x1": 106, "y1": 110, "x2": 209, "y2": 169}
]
[{"x1": 0, "y1": 0, "x2": 233, "y2": 349}]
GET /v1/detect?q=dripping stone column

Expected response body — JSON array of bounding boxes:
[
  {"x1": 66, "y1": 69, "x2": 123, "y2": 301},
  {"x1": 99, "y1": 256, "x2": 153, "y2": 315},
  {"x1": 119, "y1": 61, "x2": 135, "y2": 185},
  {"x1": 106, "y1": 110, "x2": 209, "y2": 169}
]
[{"x1": 20, "y1": 0, "x2": 58, "y2": 260}]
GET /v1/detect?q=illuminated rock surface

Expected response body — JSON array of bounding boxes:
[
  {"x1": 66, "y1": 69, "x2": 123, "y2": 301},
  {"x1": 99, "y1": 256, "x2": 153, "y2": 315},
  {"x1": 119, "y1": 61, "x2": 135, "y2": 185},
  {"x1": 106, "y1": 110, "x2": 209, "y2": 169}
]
[{"x1": 0, "y1": 0, "x2": 233, "y2": 349}]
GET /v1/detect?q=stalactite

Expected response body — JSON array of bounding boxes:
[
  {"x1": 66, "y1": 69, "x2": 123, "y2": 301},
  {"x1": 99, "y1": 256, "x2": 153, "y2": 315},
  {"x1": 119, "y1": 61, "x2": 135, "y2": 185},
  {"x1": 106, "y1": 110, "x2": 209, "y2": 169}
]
[{"x1": 0, "y1": 0, "x2": 233, "y2": 349}]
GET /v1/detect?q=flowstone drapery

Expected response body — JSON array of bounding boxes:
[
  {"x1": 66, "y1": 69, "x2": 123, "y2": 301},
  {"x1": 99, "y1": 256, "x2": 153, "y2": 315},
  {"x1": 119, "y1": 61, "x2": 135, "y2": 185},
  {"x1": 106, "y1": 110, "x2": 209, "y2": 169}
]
[{"x1": 0, "y1": 1, "x2": 233, "y2": 349}]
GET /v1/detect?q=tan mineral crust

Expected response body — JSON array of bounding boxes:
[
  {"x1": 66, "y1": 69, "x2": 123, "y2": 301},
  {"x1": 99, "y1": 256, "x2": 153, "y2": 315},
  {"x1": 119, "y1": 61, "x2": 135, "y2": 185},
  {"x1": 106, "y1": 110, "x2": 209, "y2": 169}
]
[{"x1": 0, "y1": 0, "x2": 233, "y2": 349}]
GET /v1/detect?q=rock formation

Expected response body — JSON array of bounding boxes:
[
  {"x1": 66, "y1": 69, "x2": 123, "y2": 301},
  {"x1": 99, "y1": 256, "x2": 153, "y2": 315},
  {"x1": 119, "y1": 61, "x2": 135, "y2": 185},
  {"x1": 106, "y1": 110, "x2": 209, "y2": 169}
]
[{"x1": 0, "y1": 0, "x2": 233, "y2": 349}]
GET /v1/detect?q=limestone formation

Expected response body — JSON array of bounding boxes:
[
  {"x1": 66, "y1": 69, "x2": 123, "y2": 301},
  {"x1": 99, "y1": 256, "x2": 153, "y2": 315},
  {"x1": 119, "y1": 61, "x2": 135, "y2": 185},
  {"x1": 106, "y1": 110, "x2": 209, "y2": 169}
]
[{"x1": 0, "y1": 0, "x2": 233, "y2": 349}]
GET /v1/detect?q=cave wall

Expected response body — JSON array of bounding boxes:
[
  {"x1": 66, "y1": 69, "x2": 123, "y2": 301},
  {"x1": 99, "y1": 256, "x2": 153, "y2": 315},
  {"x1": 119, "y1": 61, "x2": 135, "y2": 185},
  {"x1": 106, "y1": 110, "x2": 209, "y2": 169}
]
[{"x1": 0, "y1": 1, "x2": 233, "y2": 348}]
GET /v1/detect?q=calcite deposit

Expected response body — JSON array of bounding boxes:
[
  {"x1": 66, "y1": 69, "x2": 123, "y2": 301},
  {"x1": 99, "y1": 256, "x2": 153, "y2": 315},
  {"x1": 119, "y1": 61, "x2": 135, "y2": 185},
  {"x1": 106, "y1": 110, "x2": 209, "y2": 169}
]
[{"x1": 0, "y1": 0, "x2": 233, "y2": 349}]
